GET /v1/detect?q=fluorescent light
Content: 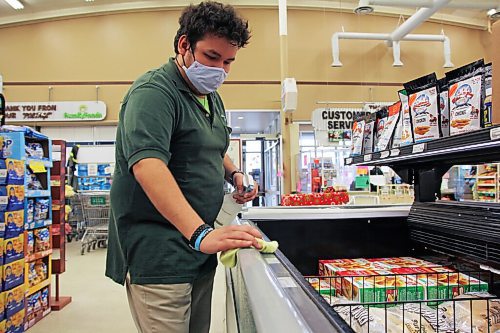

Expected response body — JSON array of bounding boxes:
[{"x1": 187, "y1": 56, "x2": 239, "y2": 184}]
[
  {"x1": 5, "y1": 0, "x2": 24, "y2": 10},
  {"x1": 237, "y1": 116, "x2": 244, "y2": 120},
  {"x1": 234, "y1": 126, "x2": 241, "y2": 129},
  {"x1": 85, "y1": 0, "x2": 95, "y2": 2}
]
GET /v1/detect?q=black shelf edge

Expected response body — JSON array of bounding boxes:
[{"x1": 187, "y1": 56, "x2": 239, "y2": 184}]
[{"x1": 345, "y1": 125, "x2": 500, "y2": 167}]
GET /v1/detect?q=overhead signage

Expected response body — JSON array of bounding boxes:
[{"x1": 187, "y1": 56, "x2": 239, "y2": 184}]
[
  {"x1": 5, "y1": 101, "x2": 106, "y2": 122},
  {"x1": 311, "y1": 108, "x2": 370, "y2": 131}
]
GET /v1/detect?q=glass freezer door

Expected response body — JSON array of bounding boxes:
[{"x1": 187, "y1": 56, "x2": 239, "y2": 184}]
[{"x1": 263, "y1": 138, "x2": 281, "y2": 206}]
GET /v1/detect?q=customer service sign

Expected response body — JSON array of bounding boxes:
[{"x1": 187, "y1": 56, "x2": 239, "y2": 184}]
[{"x1": 5, "y1": 101, "x2": 106, "y2": 122}]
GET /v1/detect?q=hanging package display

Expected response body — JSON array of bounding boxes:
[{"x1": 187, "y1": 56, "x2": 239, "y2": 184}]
[
  {"x1": 437, "y1": 77, "x2": 450, "y2": 137},
  {"x1": 397, "y1": 89, "x2": 414, "y2": 146},
  {"x1": 375, "y1": 102, "x2": 400, "y2": 152},
  {"x1": 404, "y1": 73, "x2": 440, "y2": 143},
  {"x1": 445, "y1": 59, "x2": 485, "y2": 136}
]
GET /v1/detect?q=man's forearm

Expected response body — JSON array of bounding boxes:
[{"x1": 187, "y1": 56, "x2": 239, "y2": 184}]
[
  {"x1": 133, "y1": 158, "x2": 204, "y2": 239},
  {"x1": 223, "y1": 154, "x2": 239, "y2": 181}
]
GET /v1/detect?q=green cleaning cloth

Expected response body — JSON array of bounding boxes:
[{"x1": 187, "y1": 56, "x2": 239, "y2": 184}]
[{"x1": 220, "y1": 238, "x2": 279, "y2": 268}]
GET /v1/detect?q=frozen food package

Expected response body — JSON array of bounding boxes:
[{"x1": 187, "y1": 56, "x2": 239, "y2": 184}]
[
  {"x1": 350, "y1": 115, "x2": 365, "y2": 157},
  {"x1": 398, "y1": 90, "x2": 414, "y2": 146},
  {"x1": 438, "y1": 77, "x2": 450, "y2": 137},
  {"x1": 484, "y1": 63, "x2": 492, "y2": 128},
  {"x1": 439, "y1": 292, "x2": 500, "y2": 333},
  {"x1": 375, "y1": 102, "x2": 400, "y2": 152},
  {"x1": 404, "y1": 73, "x2": 440, "y2": 143},
  {"x1": 333, "y1": 301, "x2": 387, "y2": 333},
  {"x1": 362, "y1": 113, "x2": 376, "y2": 155},
  {"x1": 445, "y1": 59, "x2": 485, "y2": 135}
]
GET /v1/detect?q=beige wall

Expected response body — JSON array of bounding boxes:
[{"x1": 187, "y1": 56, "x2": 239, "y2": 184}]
[{"x1": 0, "y1": 8, "x2": 493, "y2": 125}]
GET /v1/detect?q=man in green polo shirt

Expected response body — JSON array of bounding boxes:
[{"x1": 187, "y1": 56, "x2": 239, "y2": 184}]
[{"x1": 105, "y1": 2, "x2": 261, "y2": 332}]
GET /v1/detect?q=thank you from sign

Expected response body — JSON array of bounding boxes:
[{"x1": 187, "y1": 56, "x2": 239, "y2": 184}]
[{"x1": 5, "y1": 101, "x2": 106, "y2": 122}]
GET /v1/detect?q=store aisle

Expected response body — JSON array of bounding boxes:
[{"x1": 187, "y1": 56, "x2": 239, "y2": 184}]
[{"x1": 30, "y1": 241, "x2": 226, "y2": 333}]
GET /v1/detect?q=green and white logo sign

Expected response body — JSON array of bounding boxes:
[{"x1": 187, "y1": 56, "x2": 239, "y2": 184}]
[{"x1": 5, "y1": 101, "x2": 106, "y2": 122}]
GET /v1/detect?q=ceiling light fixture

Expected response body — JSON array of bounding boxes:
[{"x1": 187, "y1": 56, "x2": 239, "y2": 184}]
[
  {"x1": 354, "y1": 0, "x2": 374, "y2": 15},
  {"x1": 85, "y1": 0, "x2": 95, "y2": 2},
  {"x1": 487, "y1": 8, "x2": 500, "y2": 20},
  {"x1": 5, "y1": 0, "x2": 24, "y2": 10}
]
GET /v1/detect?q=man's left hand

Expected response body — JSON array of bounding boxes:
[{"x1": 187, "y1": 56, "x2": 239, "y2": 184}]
[{"x1": 232, "y1": 173, "x2": 258, "y2": 204}]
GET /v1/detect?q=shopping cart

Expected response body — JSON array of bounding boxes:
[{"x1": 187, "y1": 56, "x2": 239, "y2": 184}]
[
  {"x1": 66, "y1": 194, "x2": 85, "y2": 242},
  {"x1": 79, "y1": 191, "x2": 110, "y2": 255}
]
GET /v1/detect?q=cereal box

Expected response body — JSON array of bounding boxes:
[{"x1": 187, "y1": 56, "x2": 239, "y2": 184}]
[
  {"x1": 4, "y1": 161, "x2": 24, "y2": 186},
  {"x1": 308, "y1": 277, "x2": 336, "y2": 296},
  {"x1": 3, "y1": 259, "x2": 24, "y2": 291},
  {"x1": 6, "y1": 308, "x2": 24, "y2": 333},
  {"x1": 5, "y1": 284, "x2": 25, "y2": 318},
  {"x1": 5, "y1": 186, "x2": 24, "y2": 212},
  {"x1": 0, "y1": 292, "x2": 4, "y2": 321},
  {"x1": 0, "y1": 319, "x2": 5, "y2": 333},
  {"x1": 3, "y1": 235, "x2": 24, "y2": 265},
  {"x1": 3, "y1": 211, "x2": 24, "y2": 239}
]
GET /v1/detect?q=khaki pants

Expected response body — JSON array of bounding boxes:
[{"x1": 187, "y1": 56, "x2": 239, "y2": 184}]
[{"x1": 125, "y1": 271, "x2": 215, "y2": 333}]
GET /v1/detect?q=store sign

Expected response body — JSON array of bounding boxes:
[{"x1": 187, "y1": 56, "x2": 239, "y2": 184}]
[
  {"x1": 311, "y1": 108, "x2": 369, "y2": 131},
  {"x1": 4, "y1": 101, "x2": 106, "y2": 122}
]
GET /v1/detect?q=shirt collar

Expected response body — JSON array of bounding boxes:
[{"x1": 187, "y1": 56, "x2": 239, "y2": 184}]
[{"x1": 162, "y1": 57, "x2": 192, "y2": 93}]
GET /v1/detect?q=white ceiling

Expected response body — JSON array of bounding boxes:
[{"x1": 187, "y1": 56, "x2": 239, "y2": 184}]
[{"x1": 0, "y1": 0, "x2": 497, "y2": 29}]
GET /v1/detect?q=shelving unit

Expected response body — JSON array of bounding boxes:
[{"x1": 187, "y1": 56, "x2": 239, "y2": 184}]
[
  {"x1": 50, "y1": 140, "x2": 72, "y2": 311},
  {"x1": 0, "y1": 129, "x2": 54, "y2": 331}
]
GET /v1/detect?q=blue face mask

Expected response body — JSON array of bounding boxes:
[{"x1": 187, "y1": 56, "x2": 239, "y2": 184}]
[{"x1": 182, "y1": 60, "x2": 228, "y2": 95}]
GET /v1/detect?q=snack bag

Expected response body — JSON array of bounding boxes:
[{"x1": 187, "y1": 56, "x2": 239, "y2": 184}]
[
  {"x1": 398, "y1": 90, "x2": 414, "y2": 146},
  {"x1": 438, "y1": 77, "x2": 450, "y2": 137},
  {"x1": 34, "y1": 199, "x2": 49, "y2": 222},
  {"x1": 28, "y1": 263, "x2": 37, "y2": 287},
  {"x1": 446, "y1": 59, "x2": 485, "y2": 135},
  {"x1": 41, "y1": 287, "x2": 49, "y2": 311},
  {"x1": 350, "y1": 115, "x2": 365, "y2": 157},
  {"x1": 3, "y1": 234, "x2": 24, "y2": 264},
  {"x1": 373, "y1": 107, "x2": 388, "y2": 149},
  {"x1": 362, "y1": 113, "x2": 376, "y2": 155},
  {"x1": 404, "y1": 73, "x2": 440, "y2": 143},
  {"x1": 375, "y1": 102, "x2": 400, "y2": 152},
  {"x1": 25, "y1": 142, "x2": 44, "y2": 159},
  {"x1": 27, "y1": 199, "x2": 35, "y2": 224},
  {"x1": 26, "y1": 231, "x2": 34, "y2": 257},
  {"x1": 34, "y1": 228, "x2": 50, "y2": 252},
  {"x1": 484, "y1": 63, "x2": 492, "y2": 128},
  {"x1": 26, "y1": 170, "x2": 43, "y2": 191}
]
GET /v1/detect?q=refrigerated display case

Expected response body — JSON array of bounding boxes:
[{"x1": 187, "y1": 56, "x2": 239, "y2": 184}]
[{"x1": 225, "y1": 126, "x2": 500, "y2": 332}]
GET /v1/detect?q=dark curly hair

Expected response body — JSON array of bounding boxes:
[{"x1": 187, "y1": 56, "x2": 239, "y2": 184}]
[{"x1": 174, "y1": 1, "x2": 250, "y2": 54}]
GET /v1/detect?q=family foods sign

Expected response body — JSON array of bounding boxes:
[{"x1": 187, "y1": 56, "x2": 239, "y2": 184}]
[{"x1": 5, "y1": 101, "x2": 106, "y2": 122}]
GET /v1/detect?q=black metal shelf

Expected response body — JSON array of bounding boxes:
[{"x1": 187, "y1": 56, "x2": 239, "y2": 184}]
[
  {"x1": 345, "y1": 125, "x2": 500, "y2": 167},
  {"x1": 345, "y1": 126, "x2": 500, "y2": 202}
]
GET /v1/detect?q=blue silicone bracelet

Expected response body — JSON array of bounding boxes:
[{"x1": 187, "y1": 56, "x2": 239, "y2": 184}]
[{"x1": 194, "y1": 228, "x2": 213, "y2": 251}]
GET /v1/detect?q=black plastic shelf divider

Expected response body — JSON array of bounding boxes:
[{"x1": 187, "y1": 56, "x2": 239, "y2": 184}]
[{"x1": 345, "y1": 125, "x2": 500, "y2": 167}]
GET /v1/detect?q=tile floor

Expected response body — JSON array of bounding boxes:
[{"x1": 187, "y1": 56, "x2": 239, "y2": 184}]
[{"x1": 29, "y1": 241, "x2": 227, "y2": 333}]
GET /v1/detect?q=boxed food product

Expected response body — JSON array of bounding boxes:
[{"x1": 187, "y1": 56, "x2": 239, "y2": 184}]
[
  {"x1": 340, "y1": 273, "x2": 424, "y2": 303},
  {"x1": 0, "y1": 292, "x2": 4, "y2": 321},
  {"x1": 362, "y1": 113, "x2": 376, "y2": 155},
  {"x1": 2, "y1": 259, "x2": 24, "y2": 291},
  {"x1": 3, "y1": 160, "x2": 24, "y2": 186},
  {"x1": 26, "y1": 200, "x2": 34, "y2": 225},
  {"x1": 5, "y1": 284, "x2": 25, "y2": 318},
  {"x1": 404, "y1": 73, "x2": 440, "y2": 143},
  {"x1": 26, "y1": 291, "x2": 41, "y2": 316},
  {"x1": 438, "y1": 77, "x2": 450, "y2": 137},
  {"x1": 34, "y1": 228, "x2": 50, "y2": 252},
  {"x1": 350, "y1": 115, "x2": 365, "y2": 157},
  {"x1": 397, "y1": 90, "x2": 414, "y2": 146},
  {"x1": 484, "y1": 63, "x2": 492, "y2": 127},
  {"x1": 3, "y1": 211, "x2": 24, "y2": 239},
  {"x1": 446, "y1": 59, "x2": 485, "y2": 136},
  {"x1": 5, "y1": 186, "x2": 24, "y2": 212},
  {"x1": 308, "y1": 277, "x2": 336, "y2": 296},
  {"x1": 41, "y1": 287, "x2": 49, "y2": 312},
  {"x1": 375, "y1": 102, "x2": 401, "y2": 152},
  {"x1": 0, "y1": 319, "x2": 4, "y2": 333},
  {"x1": 34, "y1": 198, "x2": 49, "y2": 222},
  {"x1": 5, "y1": 308, "x2": 24, "y2": 333},
  {"x1": 457, "y1": 273, "x2": 489, "y2": 294},
  {"x1": 3, "y1": 234, "x2": 24, "y2": 265}
]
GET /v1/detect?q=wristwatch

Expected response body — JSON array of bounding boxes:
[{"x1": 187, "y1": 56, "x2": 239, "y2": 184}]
[{"x1": 228, "y1": 170, "x2": 244, "y2": 186}]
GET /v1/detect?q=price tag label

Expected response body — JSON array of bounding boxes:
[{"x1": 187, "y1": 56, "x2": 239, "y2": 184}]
[
  {"x1": 490, "y1": 127, "x2": 500, "y2": 140},
  {"x1": 29, "y1": 161, "x2": 47, "y2": 173},
  {"x1": 380, "y1": 151, "x2": 390, "y2": 159},
  {"x1": 390, "y1": 149, "x2": 400, "y2": 157},
  {"x1": 363, "y1": 154, "x2": 372, "y2": 162},
  {"x1": 278, "y1": 277, "x2": 297, "y2": 288},
  {"x1": 412, "y1": 143, "x2": 426, "y2": 154},
  {"x1": 50, "y1": 180, "x2": 61, "y2": 187},
  {"x1": 345, "y1": 158, "x2": 353, "y2": 165}
]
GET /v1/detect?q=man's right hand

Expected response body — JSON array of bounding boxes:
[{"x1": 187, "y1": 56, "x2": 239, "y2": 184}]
[{"x1": 199, "y1": 225, "x2": 262, "y2": 254}]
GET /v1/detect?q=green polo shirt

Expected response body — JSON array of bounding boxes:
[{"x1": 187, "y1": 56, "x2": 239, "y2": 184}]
[{"x1": 105, "y1": 58, "x2": 231, "y2": 285}]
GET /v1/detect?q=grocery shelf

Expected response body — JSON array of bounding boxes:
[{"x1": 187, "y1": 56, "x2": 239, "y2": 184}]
[
  {"x1": 26, "y1": 190, "x2": 51, "y2": 198},
  {"x1": 345, "y1": 126, "x2": 500, "y2": 167},
  {"x1": 25, "y1": 249, "x2": 53, "y2": 263},
  {"x1": 27, "y1": 278, "x2": 51, "y2": 296},
  {"x1": 478, "y1": 176, "x2": 497, "y2": 179},
  {"x1": 476, "y1": 184, "x2": 497, "y2": 187}
]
